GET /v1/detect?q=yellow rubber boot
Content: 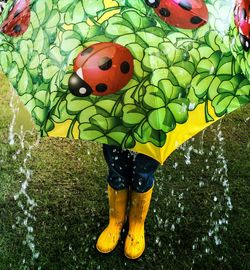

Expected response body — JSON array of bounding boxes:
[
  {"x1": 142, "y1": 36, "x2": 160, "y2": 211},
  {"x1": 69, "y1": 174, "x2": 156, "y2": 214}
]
[
  {"x1": 124, "y1": 187, "x2": 153, "y2": 259},
  {"x1": 96, "y1": 185, "x2": 128, "y2": 253}
]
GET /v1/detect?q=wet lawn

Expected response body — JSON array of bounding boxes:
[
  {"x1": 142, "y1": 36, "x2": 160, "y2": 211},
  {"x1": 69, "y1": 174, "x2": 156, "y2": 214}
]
[{"x1": 0, "y1": 73, "x2": 249, "y2": 270}]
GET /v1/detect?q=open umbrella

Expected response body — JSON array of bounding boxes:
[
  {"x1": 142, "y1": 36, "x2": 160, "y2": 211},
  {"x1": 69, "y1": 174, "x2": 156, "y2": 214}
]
[{"x1": 0, "y1": 0, "x2": 249, "y2": 164}]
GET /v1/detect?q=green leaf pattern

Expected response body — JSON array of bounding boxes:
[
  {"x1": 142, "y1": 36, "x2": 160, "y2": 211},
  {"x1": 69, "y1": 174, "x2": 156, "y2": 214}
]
[{"x1": 0, "y1": 0, "x2": 249, "y2": 150}]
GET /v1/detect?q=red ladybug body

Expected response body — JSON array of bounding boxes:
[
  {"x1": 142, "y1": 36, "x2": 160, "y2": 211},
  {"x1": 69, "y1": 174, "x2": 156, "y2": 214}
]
[
  {"x1": 0, "y1": 0, "x2": 30, "y2": 37},
  {"x1": 145, "y1": 0, "x2": 208, "y2": 29},
  {"x1": 234, "y1": 0, "x2": 250, "y2": 51},
  {"x1": 68, "y1": 42, "x2": 134, "y2": 97}
]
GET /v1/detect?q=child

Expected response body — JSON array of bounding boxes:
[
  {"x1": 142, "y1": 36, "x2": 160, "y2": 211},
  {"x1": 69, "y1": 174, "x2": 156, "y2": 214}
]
[{"x1": 96, "y1": 144, "x2": 159, "y2": 259}]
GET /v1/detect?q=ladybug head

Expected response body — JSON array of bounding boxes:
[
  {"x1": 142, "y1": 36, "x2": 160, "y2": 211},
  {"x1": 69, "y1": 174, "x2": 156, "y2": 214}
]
[
  {"x1": 68, "y1": 69, "x2": 93, "y2": 97},
  {"x1": 145, "y1": 0, "x2": 160, "y2": 8},
  {"x1": 239, "y1": 33, "x2": 250, "y2": 52}
]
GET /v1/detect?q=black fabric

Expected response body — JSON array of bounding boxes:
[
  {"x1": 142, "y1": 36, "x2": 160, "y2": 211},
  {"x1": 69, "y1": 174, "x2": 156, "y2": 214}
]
[{"x1": 103, "y1": 144, "x2": 159, "y2": 193}]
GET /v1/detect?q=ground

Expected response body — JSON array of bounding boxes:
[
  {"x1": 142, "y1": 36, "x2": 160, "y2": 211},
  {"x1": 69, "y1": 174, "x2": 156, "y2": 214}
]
[{"x1": 0, "y1": 73, "x2": 249, "y2": 270}]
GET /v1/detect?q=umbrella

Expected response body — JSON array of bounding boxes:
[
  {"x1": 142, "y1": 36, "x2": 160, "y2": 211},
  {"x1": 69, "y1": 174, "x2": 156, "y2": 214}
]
[{"x1": 0, "y1": 0, "x2": 249, "y2": 164}]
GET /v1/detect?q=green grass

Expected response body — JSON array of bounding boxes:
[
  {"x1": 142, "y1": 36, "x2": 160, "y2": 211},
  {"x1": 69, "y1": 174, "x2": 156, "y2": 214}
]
[{"x1": 0, "y1": 73, "x2": 249, "y2": 270}]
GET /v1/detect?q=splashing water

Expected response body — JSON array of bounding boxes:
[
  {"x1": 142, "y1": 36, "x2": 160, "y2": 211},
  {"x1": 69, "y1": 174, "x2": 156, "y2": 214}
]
[
  {"x1": 8, "y1": 90, "x2": 18, "y2": 146},
  {"x1": 153, "y1": 120, "x2": 232, "y2": 268},
  {"x1": 9, "y1": 89, "x2": 41, "y2": 269},
  {"x1": 190, "y1": 121, "x2": 232, "y2": 268}
]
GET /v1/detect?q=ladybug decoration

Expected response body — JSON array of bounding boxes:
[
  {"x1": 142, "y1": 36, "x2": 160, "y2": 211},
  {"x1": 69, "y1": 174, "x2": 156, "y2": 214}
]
[
  {"x1": 68, "y1": 42, "x2": 134, "y2": 97},
  {"x1": 0, "y1": 0, "x2": 30, "y2": 37},
  {"x1": 234, "y1": 0, "x2": 250, "y2": 52},
  {"x1": 145, "y1": 0, "x2": 208, "y2": 30}
]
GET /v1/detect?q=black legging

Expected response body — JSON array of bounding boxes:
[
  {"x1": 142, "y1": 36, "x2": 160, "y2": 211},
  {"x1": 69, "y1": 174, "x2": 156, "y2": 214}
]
[{"x1": 103, "y1": 144, "x2": 159, "y2": 193}]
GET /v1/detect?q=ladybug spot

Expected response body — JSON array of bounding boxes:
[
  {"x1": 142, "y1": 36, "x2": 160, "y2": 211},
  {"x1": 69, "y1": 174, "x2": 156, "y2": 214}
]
[
  {"x1": 81, "y1": 47, "x2": 93, "y2": 56},
  {"x1": 159, "y1": 8, "x2": 171, "y2": 17},
  {"x1": 99, "y1": 57, "x2": 113, "y2": 71},
  {"x1": 241, "y1": 8, "x2": 247, "y2": 21},
  {"x1": 179, "y1": 0, "x2": 192, "y2": 11},
  {"x1": 190, "y1": 16, "x2": 203, "y2": 24},
  {"x1": 96, "y1": 83, "x2": 108, "y2": 92},
  {"x1": 120, "y1": 61, "x2": 130, "y2": 74},
  {"x1": 13, "y1": 24, "x2": 21, "y2": 33},
  {"x1": 145, "y1": 0, "x2": 160, "y2": 8}
]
